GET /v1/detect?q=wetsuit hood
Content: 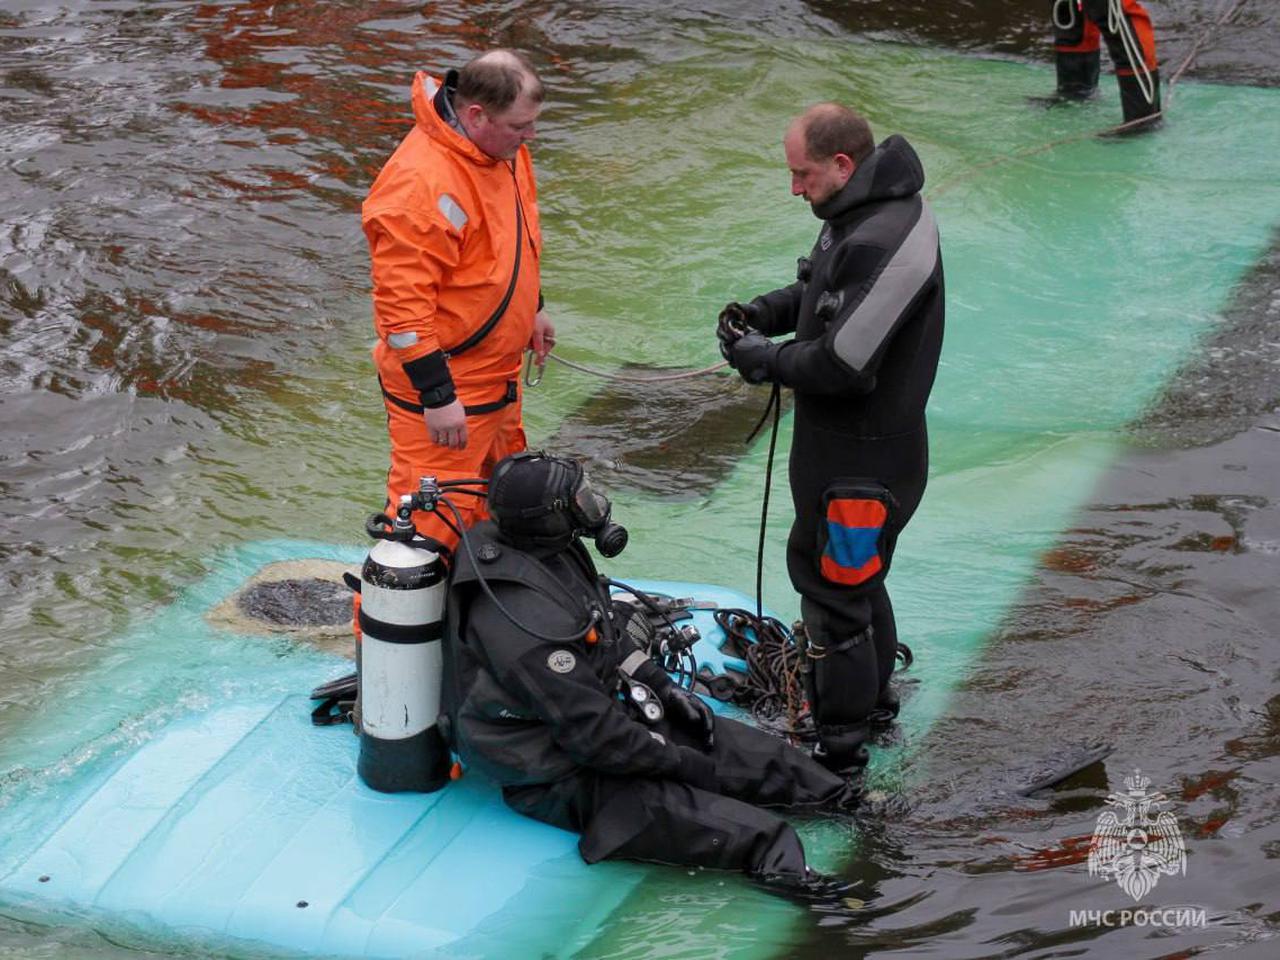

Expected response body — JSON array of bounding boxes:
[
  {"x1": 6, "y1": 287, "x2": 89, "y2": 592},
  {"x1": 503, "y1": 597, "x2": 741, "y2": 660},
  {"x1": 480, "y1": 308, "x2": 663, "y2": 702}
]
[{"x1": 812, "y1": 134, "x2": 925, "y2": 222}]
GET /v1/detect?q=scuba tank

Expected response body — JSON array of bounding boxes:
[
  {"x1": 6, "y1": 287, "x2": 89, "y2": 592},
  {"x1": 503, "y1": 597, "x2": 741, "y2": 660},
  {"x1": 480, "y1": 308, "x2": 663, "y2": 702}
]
[{"x1": 356, "y1": 495, "x2": 451, "y2": 793}]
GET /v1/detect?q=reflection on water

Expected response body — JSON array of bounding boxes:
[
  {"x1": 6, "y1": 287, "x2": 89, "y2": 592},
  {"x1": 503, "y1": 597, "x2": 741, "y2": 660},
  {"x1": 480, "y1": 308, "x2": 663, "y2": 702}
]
[
  {"x1": 546, "y1": 363, "x2": 793, "y2": 497},
  {"x1": 1, "y1": 0, "x2": 1278, "y2": 957}
]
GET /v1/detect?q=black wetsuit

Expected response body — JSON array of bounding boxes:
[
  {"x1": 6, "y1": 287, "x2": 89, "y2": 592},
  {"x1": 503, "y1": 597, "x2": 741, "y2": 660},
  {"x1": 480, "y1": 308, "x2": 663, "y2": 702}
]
[
  {"x1": 441, "y1": 522, "x2": 850, "y2": 880},
  {"x1": 746, "y1": 135, "x2": 944, "y2": 766}
]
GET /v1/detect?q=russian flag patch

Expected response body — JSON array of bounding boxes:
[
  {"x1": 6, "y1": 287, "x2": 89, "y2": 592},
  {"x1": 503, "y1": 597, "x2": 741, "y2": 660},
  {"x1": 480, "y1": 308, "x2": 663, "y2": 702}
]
[{"x1": 820, "y1": 497, "x2": 887, "y2": 586}]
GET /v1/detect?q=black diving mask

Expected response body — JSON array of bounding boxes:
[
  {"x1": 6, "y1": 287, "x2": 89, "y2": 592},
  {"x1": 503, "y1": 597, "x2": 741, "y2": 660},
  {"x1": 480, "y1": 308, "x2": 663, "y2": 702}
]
[{"x1": 569, "y1": 470, "x2": 628, "y2": 558}]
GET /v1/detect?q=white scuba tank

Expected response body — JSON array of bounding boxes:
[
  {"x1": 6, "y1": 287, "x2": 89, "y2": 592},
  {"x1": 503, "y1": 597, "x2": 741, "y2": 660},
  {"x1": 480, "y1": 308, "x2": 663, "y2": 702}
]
[{"x1": 356, "y1": 503, "x2": 451, "y2": 793}]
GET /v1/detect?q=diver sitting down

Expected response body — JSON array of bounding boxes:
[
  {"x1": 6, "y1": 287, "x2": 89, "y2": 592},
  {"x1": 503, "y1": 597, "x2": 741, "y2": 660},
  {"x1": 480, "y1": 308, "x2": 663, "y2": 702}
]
[{"x1": 441, "y1": 451, "x2": 859, "y2": 890}]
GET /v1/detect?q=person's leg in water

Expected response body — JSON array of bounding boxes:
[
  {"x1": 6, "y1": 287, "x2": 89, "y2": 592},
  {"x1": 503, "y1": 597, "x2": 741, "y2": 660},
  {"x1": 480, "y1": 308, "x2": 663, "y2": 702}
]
[
  {"x1": 1050, "y1": 0, "x2": 1103, "y2": 100},
  {"x1": 785, "y1": 434, "x2": 924, "y2": 773},
  {"x1": 697, "y1": 714, "x2": 860, "y2": 813},
  {"x1": 1082, "y1": 0, "x2": 1161, "y2": 125},
  {"x1": 797, "y1": 597, "x2": 880, "y2": 774},
  {"x1": 868, "y1": 585, "x2": 901, "y2": 725}
]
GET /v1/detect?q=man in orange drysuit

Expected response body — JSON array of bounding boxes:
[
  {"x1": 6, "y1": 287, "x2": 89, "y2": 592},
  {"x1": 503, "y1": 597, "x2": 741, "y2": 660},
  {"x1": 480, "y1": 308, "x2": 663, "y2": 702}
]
[
  {"x1": 1050, "y1": 0, "x2": 1160, "y2": 125},
  {"x1": 363, "y1": 50, "x2": 554, "y2": 548}
]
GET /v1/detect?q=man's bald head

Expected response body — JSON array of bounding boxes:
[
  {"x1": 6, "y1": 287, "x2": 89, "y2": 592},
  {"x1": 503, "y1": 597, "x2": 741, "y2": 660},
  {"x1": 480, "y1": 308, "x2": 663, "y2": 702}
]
[
  {"x1": 456, "y1": 49, "x2": 544, "y2": 113},
  {"x1": 453, "y1": 49, "x2": 544, "y2": 160},
  {"x1": 789, "y1": 103, "x2": 874, "y2": 165}
]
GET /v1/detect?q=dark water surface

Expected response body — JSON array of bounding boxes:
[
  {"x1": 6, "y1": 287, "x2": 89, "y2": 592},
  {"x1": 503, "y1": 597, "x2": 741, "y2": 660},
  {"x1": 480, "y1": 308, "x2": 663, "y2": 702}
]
[{"x1": 1, "y1": 0, "x2": 1277, "y2": 957}]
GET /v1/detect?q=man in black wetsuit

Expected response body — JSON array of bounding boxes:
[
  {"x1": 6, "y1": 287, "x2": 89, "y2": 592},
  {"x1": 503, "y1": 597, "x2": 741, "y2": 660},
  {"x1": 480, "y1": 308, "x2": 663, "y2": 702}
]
[
  {"x1": 718, "y1": 103, "x2": 944, "y2": 774},
  {"x1": 441, "y1": 451, "x2": 857, "y2": 888}
]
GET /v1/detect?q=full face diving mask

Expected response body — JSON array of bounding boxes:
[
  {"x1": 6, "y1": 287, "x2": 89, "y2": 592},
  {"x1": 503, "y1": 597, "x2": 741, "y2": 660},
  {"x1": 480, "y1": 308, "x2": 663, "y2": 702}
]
[
  {"x1": 489, "y1": 452, "x2": 628, "y2": 557},
  {"x1": 569, "y1": 469, "x2": 628, "y2": 558}
]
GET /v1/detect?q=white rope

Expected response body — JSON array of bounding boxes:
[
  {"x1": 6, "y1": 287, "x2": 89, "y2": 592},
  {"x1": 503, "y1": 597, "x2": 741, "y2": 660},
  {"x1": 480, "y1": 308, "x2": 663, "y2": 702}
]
[
  {"x1": 524, "y1": 349, "x2": 729, "y2": 386},
  {"x1": 1108, "y1": 0, "x2": 1157, "y2": 104},
  {"x1": 547, "y1": 352, "x2": 729, "y2": 383},
  {"x1": 1167, "y1": 0, "x2": 1249, "y2": 91},
  {"x1": 1053, "y1": 0, "x2": 1078, "y2": 31}
]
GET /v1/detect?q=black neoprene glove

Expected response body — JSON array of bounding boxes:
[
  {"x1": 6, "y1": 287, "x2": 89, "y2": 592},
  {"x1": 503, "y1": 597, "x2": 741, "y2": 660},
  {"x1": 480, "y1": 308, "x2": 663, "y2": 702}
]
[
  {"x1": 716, "y1": 301, "x2": 763, "y2": 360},
  {"x1": 728, "y1": 331, "x2": 781, "y2": 384},
  {"x1": 662, "y1": 687, "x2": 715, "y2": 751}
]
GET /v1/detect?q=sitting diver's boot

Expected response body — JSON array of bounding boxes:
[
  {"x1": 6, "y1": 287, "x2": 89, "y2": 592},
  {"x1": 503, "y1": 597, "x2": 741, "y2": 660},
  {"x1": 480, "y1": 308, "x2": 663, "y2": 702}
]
[
  {"x1": 829, "y1": 776, "x2": 864, "y2": 815},
  {"x1": 1117, "y1": 68, "x2": 1161, "y2": 129},
  {"x1": 754, "y1": 866, "x2": 861, "y2": 903}
]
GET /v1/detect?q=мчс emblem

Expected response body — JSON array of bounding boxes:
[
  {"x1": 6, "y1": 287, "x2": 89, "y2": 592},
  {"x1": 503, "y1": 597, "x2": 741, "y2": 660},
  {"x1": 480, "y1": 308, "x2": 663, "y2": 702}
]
[
  {"x1": 1088, "y1": 769, "x2": 1187, "y2": 901},
  {"x1": 546, "y1": 650, "x2": 577, "y2": 674}
]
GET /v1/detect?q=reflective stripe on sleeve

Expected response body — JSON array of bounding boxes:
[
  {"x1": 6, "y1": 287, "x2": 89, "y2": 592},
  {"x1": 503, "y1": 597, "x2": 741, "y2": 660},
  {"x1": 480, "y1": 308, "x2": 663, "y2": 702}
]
[{"x1": 438, "y1": 193, "x2": 468, "y2": 232}]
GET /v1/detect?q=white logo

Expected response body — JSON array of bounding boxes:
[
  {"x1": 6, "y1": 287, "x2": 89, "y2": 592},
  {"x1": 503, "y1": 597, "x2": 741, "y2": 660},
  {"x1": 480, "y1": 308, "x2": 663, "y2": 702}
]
[
  {"x1": 1088, "y1": 769, "x2": 1187, "y2": 901},
  {"x1": 546, "y1": 650, "x2": 577, "y2": 674},
  {"x1": 820, "y1": 226, "x2": 833, "y2": 251}
]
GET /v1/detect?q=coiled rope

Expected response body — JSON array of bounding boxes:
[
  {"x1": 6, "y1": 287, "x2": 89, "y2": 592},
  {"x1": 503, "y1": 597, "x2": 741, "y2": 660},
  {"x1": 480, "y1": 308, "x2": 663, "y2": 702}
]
[
  {"x1": 1108, "y1": 0, "x2": 1158, "y2": 106},
  {"x1": 713, "y1": 607, "x2": 813, "y2": 741},
  {"x1": 710, "y1": 606, "x2": 916, "y2": 743}
]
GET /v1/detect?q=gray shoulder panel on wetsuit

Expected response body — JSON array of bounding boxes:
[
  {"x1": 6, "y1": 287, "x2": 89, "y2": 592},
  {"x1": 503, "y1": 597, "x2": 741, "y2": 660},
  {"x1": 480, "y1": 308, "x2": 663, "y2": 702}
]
[{"x1": 831, "y1": 201, "x2": 939, "y2": 375}]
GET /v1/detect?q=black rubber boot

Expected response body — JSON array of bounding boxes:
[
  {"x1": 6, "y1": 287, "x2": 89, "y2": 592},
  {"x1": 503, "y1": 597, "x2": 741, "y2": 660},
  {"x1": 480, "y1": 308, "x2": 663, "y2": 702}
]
[
  {"x1": 1056, "y1": 50, "x2": 1101, "y2": 100},
  {"x1": 868, "y1": 684, "x2": 899, "y2": 730},
  {"x1": 753, "y1": 867, "x2": 862, "y2": 904},
  {"x1": 1118, "y1": 69, "x2": 1161, "y2": 127},
  {"x1": 813, "y1": 722, "x2": 871, "y2": 774},
  {"x1": 834, "y1": 778, "x2": 863, "y2": 814}
]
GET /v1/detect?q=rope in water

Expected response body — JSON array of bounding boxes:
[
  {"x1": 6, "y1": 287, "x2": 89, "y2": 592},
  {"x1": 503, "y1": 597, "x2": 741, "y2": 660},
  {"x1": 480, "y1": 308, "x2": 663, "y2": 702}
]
[
  {"x1": 1167, "y1": 0, "x2": 1250, "y2": 87},
  {"x1": 525, "y1": 350, "x2": 727, "y2": 386}
]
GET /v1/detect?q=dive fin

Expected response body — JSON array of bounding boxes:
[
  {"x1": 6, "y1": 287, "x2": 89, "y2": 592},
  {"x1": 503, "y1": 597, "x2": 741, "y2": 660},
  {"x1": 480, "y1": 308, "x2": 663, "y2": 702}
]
[{"x1": 1014, "y1": 740, "x2": 1115, "y2": 797}]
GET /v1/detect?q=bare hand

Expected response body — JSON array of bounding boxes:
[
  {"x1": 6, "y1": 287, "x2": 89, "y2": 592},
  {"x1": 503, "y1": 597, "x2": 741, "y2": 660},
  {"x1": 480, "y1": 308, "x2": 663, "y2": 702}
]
[
  {"x1": 425, "y1": 399, "x2": 468, "y2": 449},
  {"x1": 528, "y1": 309, "x2": 555, "y2": 366}
]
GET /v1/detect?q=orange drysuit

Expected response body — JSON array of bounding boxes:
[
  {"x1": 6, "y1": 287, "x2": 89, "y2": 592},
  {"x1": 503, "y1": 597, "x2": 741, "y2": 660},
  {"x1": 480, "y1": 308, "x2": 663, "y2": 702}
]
[{"x1": 362, "y1": 71, "x2": 541, "y2": 548}]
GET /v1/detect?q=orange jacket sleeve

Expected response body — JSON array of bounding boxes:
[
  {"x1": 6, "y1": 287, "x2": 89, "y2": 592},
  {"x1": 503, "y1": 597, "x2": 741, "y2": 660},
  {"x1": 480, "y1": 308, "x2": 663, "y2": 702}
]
[{"x1": 364, "y1": 205, "x2": 465, "y2": 404}]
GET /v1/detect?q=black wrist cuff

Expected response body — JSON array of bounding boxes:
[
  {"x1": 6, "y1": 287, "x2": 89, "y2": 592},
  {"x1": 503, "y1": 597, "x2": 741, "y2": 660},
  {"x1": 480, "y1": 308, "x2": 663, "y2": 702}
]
[
  {"x1": 537, "y1": 292, "x2": 545, "y2": 312},
  {"x1": 418, "y1": 383, "x2": 457, "y2": 409},
  {"x1": 402, "y1": 351, "x2": 456, "y2": 409}
]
